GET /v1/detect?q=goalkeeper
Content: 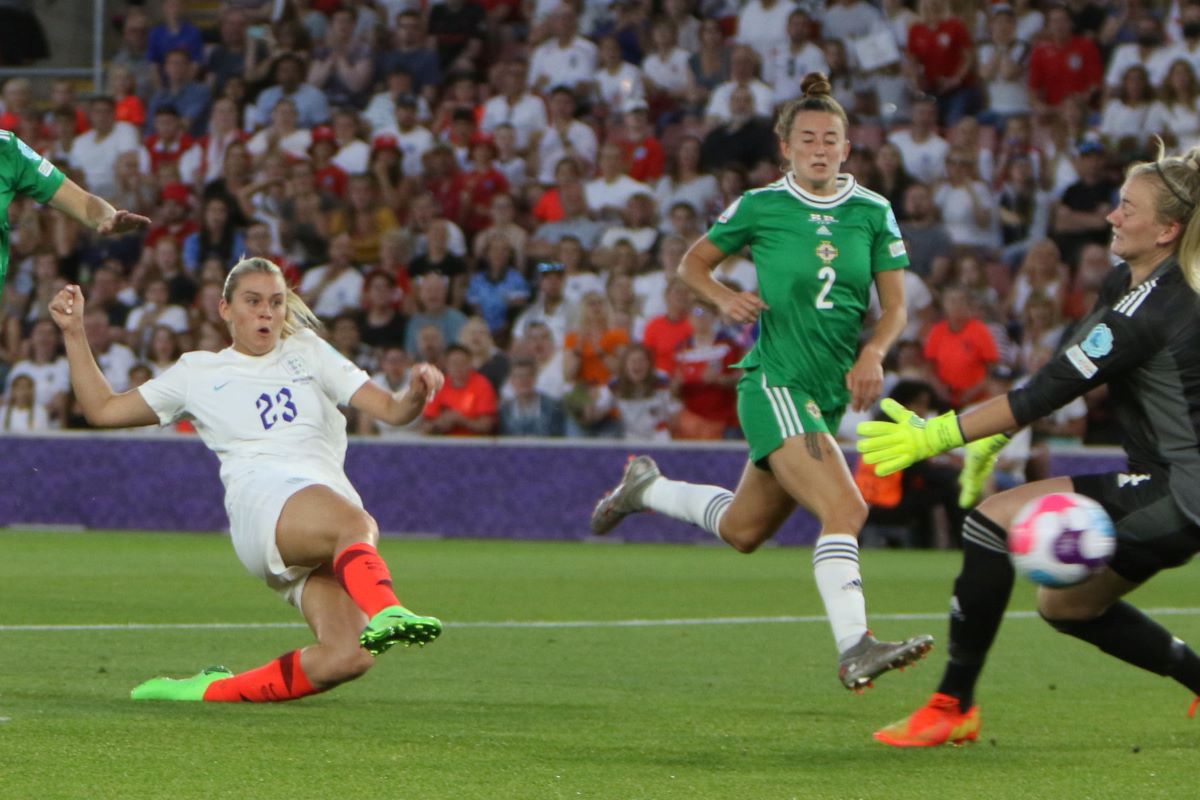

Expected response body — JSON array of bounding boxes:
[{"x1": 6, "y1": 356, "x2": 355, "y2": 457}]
[{"x1": 862, "y1": 145, "x2": 1200, "y2": 746}]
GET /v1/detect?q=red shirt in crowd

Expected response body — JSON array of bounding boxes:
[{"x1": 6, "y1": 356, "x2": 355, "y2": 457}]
[
  {"x1": 142, "y1": 131, "x2": 194, "y2": 173},
  {"x1": 907, "y1": 17, "x2": 975, "y2": 92},
  {"x1": 923, "y1": 318, "x2": 998, "y2": 408},
  {"x1": 451, "y1": 166, "x2": 509, "y2": 234},
  {"x1": 675, "y1": 334, "x2": 741, "y2": 427},
  {"x1": 642, "y1": 314, "x2": 693, "y2": 375},
  {"x1": 423, "y1": 371, "x2": 498, "y2": 435},
  {"x1": 1028, "y1": 35, "x2": 1102, "y2": 107},
  {"x1": 621, "y1": 135, "x2": 665, "y2": 183}
]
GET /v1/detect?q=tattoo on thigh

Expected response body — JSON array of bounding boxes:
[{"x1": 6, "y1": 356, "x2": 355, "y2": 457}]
[{"x1": 804, "y1": 432, "x2": 824, "y2": 461}]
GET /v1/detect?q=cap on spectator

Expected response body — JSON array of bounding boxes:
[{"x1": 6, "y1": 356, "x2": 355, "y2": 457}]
[
  {"x1": 1077, "y1": 137, "x2": 1105, "y2": 156},
  {"x1": 154, "y1": 103, "x2": 180, "y2": 117},
  {"x1": 372, "y1": 132, "x2": 400, "y2": 152},
  {"x1": 989, "y1": 1, "x2": 1014, "y2": 14},
  {"x1": 311, "y1": 125, "x2": 336, "y2": 143},
  {"x1": 623, "y1": 98, "x2": 649, "y2": 114},
  {"x1": 160, "y1": 182, "x2": 191, "y2": 205},
  {"x1": 394, "y1": 93, "x2": 418, "y2": 110},
  {"x1": 990, "y1": 364, "x2": 1023, "y2": 382},
  {"x1": 536, "y1": 261, "x2": 565, "y2": 274}
]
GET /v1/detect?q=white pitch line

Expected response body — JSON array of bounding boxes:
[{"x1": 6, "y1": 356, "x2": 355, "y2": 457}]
[{"x1": 4, "y1": 607, "x2": 1200, "y2": 633}]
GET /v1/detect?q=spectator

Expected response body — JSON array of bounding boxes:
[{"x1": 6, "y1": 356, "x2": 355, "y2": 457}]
[
  {"x1": 110, "y1": 8, "x2": 157, "y2": 103},
  {"x1": 479, "y1": 60, "x2": 547, "y2": 153},
  {"x1": 307, "y1": 7, "x2": 373, "y2": 109},
  {"x1": 595, "y1": 35, "x2": 646, "y2": 117},
  {"x1": 923, "y1": 284, "x2": 998, "y2": 408},
  {"x1": 299, "y1": 233, "x2": 365, "y2": 319},
  {"x1": 183, "y1": 195, "x2": 245, "y2": 274},
  {"x1": 0, "y1": 373, "x2": 49, "y2": 432},
  {"x1": 8, "y1": 318, "x2": 68, "y2": 423},
  {"x1": 1099, "y1": 65, "x2": 1155, "y2": 150},
  {"x1": 997, "y1": 154, "x2": 1052, "y2": 262},
  {"x1": 616, "y1": 103, "x2": 664, "y2": 184},
  {"x1": 0, "y1": 78, "x2": 35, "y2": 131},
  {"x1": 656, "y1": 135, "x2": 719, "y2": 219},
  {"x1": 1147, "y1": 59, "x2": 1200, "y2": 147},
  {"x1": 421, "y1": 344, "x2": 498, "y2": 435},
  {"x1": 147, "y1": 0, "x2": 204, "y2": 66},
  {"x1": 329, "y1": 312, "x2": 375, "y2": 373},
  {"x1": 1049, "y1": 139, "x2": 1115, "y2": 266},
  {"x1": 140, "y1": 105, "x2": 193, "y2": 181},
  {"x1": 1028, "y1": 3, "x2": 1101, "y2": 110},
  {"x1": 635, "y1": 234, "x2": 687, "y2": 320},
  {"x1": 251, "y1": 53, "x2": 330, "y2": 129},
  {"x1": 472, "y1": 193, "x2": 528, "y2": 271},
  {"x1": 673, "y1": 298, "x2": 741, "y2": 440},
  {"x1": 328, "y1": 175, "x2": 399, "y2": 265},
  {"x1": 465, "y1": 236, "x2": 530, "y2": 336},
  {"x1": 736, "y1": 0, "x2": 796, "y2": 60},
  {"x1": 528, "y1": 6, "x2": 597, "y2": 96},
  {"x1": 585, "y1": 142, "x2": 652, "y2": 220},
  {"x1": 329, "y1": 108, "x2": 370, "y2": 176},
  {"x1": 687, "y1": 18, "x2": 730, "y2": 109},
  {"x1": 704, "y1": 46, "x2": 774, "y2": 125},
  {"x1": 356, "y1": 345, "x2": 418, "y2": 436},
  {"x1": 409, "y1": 218, "x2": 469, "y2": 304},
  {"x1": 934, "y1": 147, "x2": 1000, "y2": 255},
  {"x1": 1015, "y1": 291, "x2": 1066, "y2": 372},
  {"x1": 110, "y1": 152, "x2": 158, "y2": 221},
  {"x1": 763, "y1": 9, "x2": 829, "y2": 108},
  {"x1": 663, "y1": 0, "x2": 701, "y2": 53},
  {"x1": 698, "y1": 85, "x2": 776, "y2": 173},
  {"x1": 907, "y1": 0, "x2": 978, "y2": 126},
  {"x1": 147, "y1": 49, "x2": 211, "y2": 138},
  {"x1": 145, "y1": 324, "x2": 182, "y2": 377},
  {"x1": 875, "y1": 142, "x2": 916, "y2": 219},
  {"x1": 68, "y1": 96, "x2": 140, "y2": 198},
  {"x1": 1061, "y1": 241, "x2": 1111, "y2": 321},
  {"x1": 364, "y1": 67, "x2": 432, "y2": 135},
  {"x1": 611, "y1": 343, "x2": 678, "y2": 441},
  {"x1": 1005, "y1": 238, "x2": 1065, "y2": 321},
  {"x1": 247, "y1": 98, "x2": 312, "y2": 165},
  {"x1": 458, "y1": 315, "x2": 510, "y2": 393},
  {"x1": 594, "y1": 193, "x2": 660, "y2": 271},
  {"x1": 558, "y1": 237, "x2": 605, "y2": 307},
  {"x1": 641, "y1": 279, "x2": 694, "y2": 375},
  {"x1": 375, "y1": 11, "x2": 441, "y2": 100},
  {"x1": 498, "y1": 356, "x2": 566, "y2": 436},
  {"x1": 512, "y1": 260, "x2": 575, "y2": 344},
  {"x1": 977, "y1": 2, "x2": 1031, "y2": 124},
  {"x1": 887, "y1": 95, "x2": 948, "y2": 186},
  {"x1": 516, "y1": 320, "x2": 567, "y2": 400},
  {"x1": 899, "y1": 183, "x2": 952, "y2": 284},
  {"x1": 563, "y1": 290, "x2": 628, "y2": 390},
  {"x1": 641, "y1": 17, "x2": 692, "y2": 110},
  {"x1": 206, "y1": 9, "x2": 267, "y2": 98},
  {"x1": 357, "y1": 270, "x2": 406, "y2": 353},
  {"x1": 822, "y1": 0, "x2": 885, "y2": 48},
  {"x1": 125, "y1": 276, "x2": 189, "y2": 356},
  {"x1": 428, "y1": 0, "x2": 486, "y2": 73},
  {"x1": 82, "y1": 308, "x2": 137, "y2": 392},
  {"x1": 178, "y1": 97, "x2": 243, "y2": 186},
  {"x1": 535, "y1": 86, "x2": 598, "y2": 186},
  {"x1": 491, "y1": 124, "x2": 528, "y2": 192},
  {"x1": 452, "y1": 139, "x2": 509, "y2": 236},
  {"x1": 1104, "y1": 11, "x2": 1172, "y2": 91},
  {"x1": 529, "y1": 181, "x2": 606, "y2": 260},
  {"x1": 405, "y1": 273, "x2": 467, "y2": 357}
]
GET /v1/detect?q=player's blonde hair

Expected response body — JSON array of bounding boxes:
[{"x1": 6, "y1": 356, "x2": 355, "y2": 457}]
[
  {"x1": 222, "y1": 257, "x2": 322, "y2": 338},
  {"x1": 773, "y1": 72, "x2": 849, "y2": 143},
  {"x1": 1127, "y1": 141, "x2": 1200, "y2": 291}
]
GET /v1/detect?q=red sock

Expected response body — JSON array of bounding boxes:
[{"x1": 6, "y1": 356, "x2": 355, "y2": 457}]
[
  {"x1": 333, "y1": 543, "x2": 401, "y2": 617},
  {"x1": 203, "y1": 650, "x2": 318, "y2": 702}
]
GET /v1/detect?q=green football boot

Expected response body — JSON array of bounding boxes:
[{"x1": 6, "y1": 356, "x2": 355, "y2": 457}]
[
  {"x1": 130, "y1": 666, "x2": 233, "y2": 701},
  {"x1": 359, "y1": 605, "x2": 443, "y2": 656}
]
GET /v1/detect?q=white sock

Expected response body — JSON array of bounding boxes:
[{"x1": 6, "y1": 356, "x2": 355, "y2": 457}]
[
  {"x1": 642, "y1": 477, "x2": 733, "y2": 540},
  {"x1": 813, "y1": 534, "x2": 869, "y2": 654}
]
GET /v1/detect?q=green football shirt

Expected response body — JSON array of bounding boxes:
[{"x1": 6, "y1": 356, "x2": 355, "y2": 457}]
[
  {"x1": 707, "y1": 173, "x2": 909, "y2": 412},
  {"x1": 0, "y1": 130, "x2": 66, "y2": 287}
]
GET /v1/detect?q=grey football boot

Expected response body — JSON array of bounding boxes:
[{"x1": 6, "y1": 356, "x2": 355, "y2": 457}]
[
  {"x1": 590, "y1": 456, "x2": 662, "y2": 535},
  {"x1": 838, "y1": 632, "x2": 935, "y2": 691}
]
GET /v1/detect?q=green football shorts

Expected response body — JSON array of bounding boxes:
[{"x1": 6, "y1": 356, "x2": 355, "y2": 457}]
[{"x1": 737, "y1": 367, "x2": 843, "y2": 466}]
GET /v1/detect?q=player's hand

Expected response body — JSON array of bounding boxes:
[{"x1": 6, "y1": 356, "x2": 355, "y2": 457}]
[
  {"x1": 716, "y1": 291, "x2": 768, "y2": 324},
  {"x1": 98, "y1": 209, "x2": 152, "y2": 236},
  {"x1": 48, "y1": 284, "x2": 86, "y2": 334},
  {"x1": 957, "y1": 433, "x2": 1010, "y2": 508},
  {"x1": 409, "y1": 363, "x2": 444, "y2": 401},
  {"x1": 856, "y1": 398, "x2": 965, "y2": 476},
  {"x1": 845, "y1": 353, "x2": 884, "y2": 412}
]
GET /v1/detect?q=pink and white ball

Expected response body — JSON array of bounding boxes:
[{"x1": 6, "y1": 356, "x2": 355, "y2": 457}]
[{"x1": 1008, "y1": 493, "x2": 1117, "y2": 587}]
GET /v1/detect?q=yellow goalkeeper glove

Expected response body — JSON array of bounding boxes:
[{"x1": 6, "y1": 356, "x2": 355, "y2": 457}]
[
  {"x1": 957, "y1": 433, "x2": 1010, "y2": 509},
  {"x1": 856, "y1": 398, "x2": 965, "y2": 476}
]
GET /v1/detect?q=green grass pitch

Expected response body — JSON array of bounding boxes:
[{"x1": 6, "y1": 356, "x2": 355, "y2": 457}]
[{"x1": 2, "y1": 530, "x2": 1199, "y2": 800}]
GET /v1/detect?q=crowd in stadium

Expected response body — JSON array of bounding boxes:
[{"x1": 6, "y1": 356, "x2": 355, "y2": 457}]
[{"x1": 0, "y1": 0, "x2": 1184, "y2": 453}]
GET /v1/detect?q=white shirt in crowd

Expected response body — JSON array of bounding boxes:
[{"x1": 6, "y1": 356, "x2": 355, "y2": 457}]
[
  {"x1": 585, "y1": 174, "x2": 651, "y2": 214},
  {"x1": 332, "y1": 140, "x2": 371, "y2": 175},
  {"x1": 7, "y1": 358, "x2": 69, "y2": 410},
  {"x1": 1098, "y1": 100, "x2": 1153, "y2": 141},
  {"x1": 363, "y1": 91, "x2": 433, "y2": 132},
  {"x1": 977, "y1": 40, "x2": 1031, "y2": 116},
  {"x1": 704, "y1": 80, "x2": 775, "y2": 123},
  {"x1": 934, "y1": 180, "x2": 1001, "y2": 250},
  {"x1": 68, "y1": 122, "x2": 140, "y2": 197},
  {"x1": 479, "y1": 93, "x2": 548, "y2": 150},
  {"x1": 246, "y1": 128, "x2": 312, "y2": 161},
  {"x1": 641, "y1": 48, "x2": 692, "y2": 96},
  {"x1": 0, "y1": 402, "x2": 50, "y2": 432},
  {"x1": 735, "y1": 0, "x2": 798, "y2": 56},
  {"x1": 1105, "y1": 43, "x2": 1175, "y2": 88},
  {"x1": 536, "y1": 121, "x2": 598, "y2": 184},
  {"x1": 656, "y1": 173, "x2": 720, "y2": 219},
  {"x1": 528, "y1": 36, "x2": 598, "y2": 93},
  {"x1": 868, "y1": 268, "x2": 933, "y2": 343},
  {"x1": 887, "y1": 129, "x2": 949, "y2": 185},
  {"x1": 299, "y1": 266, "x2": 366, "y2": 318},
  {"x1": 372, "y1": 123, "x2": 434, "y2": 178},
  {"x1": 595, "y1": 63, "x2": 646, "y2": 113},
  {"x1": 763, "y1": 42, "x2": 830, "y2": 105},
  {"x1": 97, "y1": 342, "x2": 138, "y2": 393},
  {"x1": 1145, "y1": 99, "x2": 1200, "y2": 142},
  {"x1": 139, "y1": 328, "x2": 370, "y2": 490}
]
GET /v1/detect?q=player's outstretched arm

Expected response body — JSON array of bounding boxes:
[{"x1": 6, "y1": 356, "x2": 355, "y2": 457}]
[
  {"x1": 48, "y1": 285, "x2": 159, "y2": 428},
  {"x1": 349, "y1": 363, "x2": 445, "y2": 426},
  {"x1": 47, "y1": 178, "x2": 151, "y2": 235},
  {"x1": 857, "y1": 395, "x2": 1020, "y2": 476}
]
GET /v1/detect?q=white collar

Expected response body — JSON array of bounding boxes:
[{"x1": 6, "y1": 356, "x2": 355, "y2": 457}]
[{"x1": 783, "y1": 172, "x2": 857, "y2": 208}]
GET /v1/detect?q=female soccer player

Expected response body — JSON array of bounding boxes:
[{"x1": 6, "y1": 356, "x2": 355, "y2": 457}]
[
  {"x1": 859, "y1": 145, "x2": 1200, "y2": 745},
  {"x1": 590, "y1": 74, "x2": 933, "y2": 691},
  {"x1": 49, "y1": 257, "x2": 445, "y2": 702}
]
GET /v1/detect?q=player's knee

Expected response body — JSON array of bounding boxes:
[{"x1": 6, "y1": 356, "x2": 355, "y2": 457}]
[
  {"x1": 1037, "y1": 587, "x2": 1107, "y2": 623},
  {"x1": 329, "y1": 645, "x2": 376, "y2": 683},
  {"x1": 340, "y1": 510, "x2": 379, "y2": 545},
  {"x1": 722, "y1": 523, "x2": 769, "y2": 553},
  {"x1": 827, "y1": 495, "x2": 869, "y2": 534}
]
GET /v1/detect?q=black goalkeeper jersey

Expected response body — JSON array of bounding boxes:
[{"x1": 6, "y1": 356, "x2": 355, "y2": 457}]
[{"x1": 1009, "y1": 255, "x2": 1200, "y2": 525}]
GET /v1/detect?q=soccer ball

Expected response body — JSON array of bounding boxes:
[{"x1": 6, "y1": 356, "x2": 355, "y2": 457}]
[{"x1": 1008, "y1": 493, "x2": 1116, "y2": 587}]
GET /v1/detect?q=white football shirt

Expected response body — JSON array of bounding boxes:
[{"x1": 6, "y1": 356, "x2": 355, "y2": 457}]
[{"x1": 138, "y1": 328, "x2": 370, "y2": 490}]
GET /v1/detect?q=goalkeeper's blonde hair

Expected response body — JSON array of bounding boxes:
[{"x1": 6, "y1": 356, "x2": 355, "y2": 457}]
[
  {"x1": 1127, "y1": 141, "x2": 1200, "y2": 292},
  {"x1": 222, "y1": 257, "x2": 322, "y2": 338}
]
